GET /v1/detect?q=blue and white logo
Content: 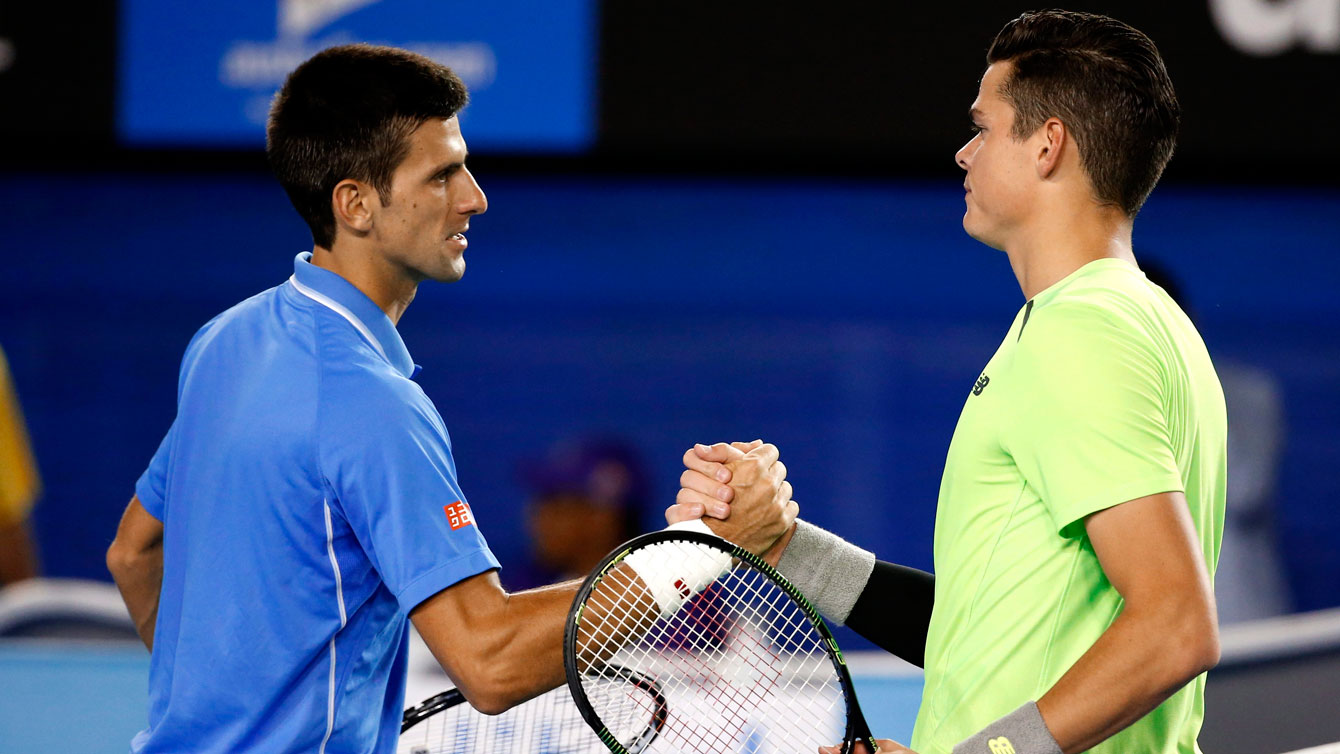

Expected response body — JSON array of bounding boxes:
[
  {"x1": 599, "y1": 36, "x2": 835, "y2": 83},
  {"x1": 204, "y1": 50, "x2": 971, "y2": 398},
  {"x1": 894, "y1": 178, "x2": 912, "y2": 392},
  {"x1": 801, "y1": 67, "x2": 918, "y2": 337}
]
[{"x1": 119, "y1": 0, "x2": 594, "y2": 151}]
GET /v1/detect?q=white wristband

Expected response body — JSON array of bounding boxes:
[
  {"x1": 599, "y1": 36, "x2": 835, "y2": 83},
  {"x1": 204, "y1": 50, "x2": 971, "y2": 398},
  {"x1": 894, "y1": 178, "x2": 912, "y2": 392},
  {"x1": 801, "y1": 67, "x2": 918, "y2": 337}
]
[
  {"x1": 623, "y1": 520, "x2": 733, "y2": 617},
  {"x1": 664, "y1": 518, "x2": 715, "y2": 536}
]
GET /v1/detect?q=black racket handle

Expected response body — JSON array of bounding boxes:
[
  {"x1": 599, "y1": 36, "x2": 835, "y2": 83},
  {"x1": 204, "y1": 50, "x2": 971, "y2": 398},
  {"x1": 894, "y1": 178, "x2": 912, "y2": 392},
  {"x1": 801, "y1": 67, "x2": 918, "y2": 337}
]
[{"x1": 847, "y1": 698, "x2": 879, "y2": 754}]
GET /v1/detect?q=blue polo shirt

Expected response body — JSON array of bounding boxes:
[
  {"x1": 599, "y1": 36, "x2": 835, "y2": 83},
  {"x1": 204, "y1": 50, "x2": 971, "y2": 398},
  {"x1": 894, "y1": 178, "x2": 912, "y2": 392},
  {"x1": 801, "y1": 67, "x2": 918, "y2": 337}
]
[{"x1": 130, "y1": 252, "x2": 499, "y2": 753}]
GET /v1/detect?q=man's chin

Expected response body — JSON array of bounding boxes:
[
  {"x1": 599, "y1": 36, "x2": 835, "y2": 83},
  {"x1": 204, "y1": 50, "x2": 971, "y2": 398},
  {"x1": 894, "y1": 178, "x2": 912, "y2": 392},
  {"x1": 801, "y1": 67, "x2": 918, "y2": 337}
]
[
  {"x1": 429, "y1": 258, "x2": 466, "y2": 284},
  {"x1": 962, "y1": 216, "x2": 1006, "y2": 252}
]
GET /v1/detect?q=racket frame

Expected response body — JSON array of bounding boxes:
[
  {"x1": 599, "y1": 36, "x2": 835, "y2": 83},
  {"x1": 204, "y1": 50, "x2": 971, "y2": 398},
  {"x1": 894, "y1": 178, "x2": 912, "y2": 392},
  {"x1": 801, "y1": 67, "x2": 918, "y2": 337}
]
[
  {"x1": 400, "y1": 668, "x2": 667, "y2": 747},
  {"x1": 402, "y1": 688, "x2": 467, "y2": 733},
  {"x1": 563, "y1": 528, "x2": 878, "y2": 754}
]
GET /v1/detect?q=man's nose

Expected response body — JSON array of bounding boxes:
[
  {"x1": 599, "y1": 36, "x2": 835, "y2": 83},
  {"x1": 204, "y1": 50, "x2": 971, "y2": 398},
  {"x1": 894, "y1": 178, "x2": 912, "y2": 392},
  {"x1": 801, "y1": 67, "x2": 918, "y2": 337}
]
[
  {"x1": 460, "y1": 169, "x2": 487, "y2": 215},
  {"x1": 955, "y1": 139, "x2": 973, "y2": 172}
]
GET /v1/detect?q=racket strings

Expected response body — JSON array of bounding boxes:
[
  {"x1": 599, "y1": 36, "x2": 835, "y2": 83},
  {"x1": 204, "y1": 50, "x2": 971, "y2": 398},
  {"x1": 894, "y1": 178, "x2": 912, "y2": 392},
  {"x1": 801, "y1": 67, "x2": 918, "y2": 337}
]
[
  {"x1": 687, "y1": 569, "x2": 847, "y2": 743},
  {"x1": 577, "y1": 565, "x2": 653, "y2": 662},
  {"x1": 576, "y1": 539, "x2": 849, "y2": 753},
  {"x1": 657, "y1": 572, "x2": 841, "y2": 752}
]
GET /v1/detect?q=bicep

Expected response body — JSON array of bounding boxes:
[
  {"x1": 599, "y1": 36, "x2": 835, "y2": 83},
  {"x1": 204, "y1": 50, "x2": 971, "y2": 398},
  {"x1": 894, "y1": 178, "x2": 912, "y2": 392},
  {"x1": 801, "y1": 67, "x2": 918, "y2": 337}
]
[
  {"x1": 112, "y1": 495, "x2": 164, "y2": 555},
  {"x1": 409, "y1": 570, "x2": 508, "y2": 685},
  {"x1": 1084, "y1": 492, "x2": 1212, "y2": 611}
]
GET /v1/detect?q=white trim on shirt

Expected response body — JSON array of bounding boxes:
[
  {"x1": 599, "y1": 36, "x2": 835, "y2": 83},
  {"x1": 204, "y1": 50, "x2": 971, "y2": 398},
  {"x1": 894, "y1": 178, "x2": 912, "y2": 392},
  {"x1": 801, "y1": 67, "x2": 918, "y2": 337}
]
[{"x1": 289, "y1": 274, "x2": 389, "y2": 363}]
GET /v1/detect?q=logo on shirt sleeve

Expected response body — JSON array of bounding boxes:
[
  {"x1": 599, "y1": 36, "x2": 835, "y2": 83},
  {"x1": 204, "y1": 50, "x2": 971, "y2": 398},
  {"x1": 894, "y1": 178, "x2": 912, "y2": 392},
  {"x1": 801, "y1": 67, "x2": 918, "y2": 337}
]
[
  {"x1": 987, "y1": 737, "x2": 1016, "y2": 754},
  {"x1": 443, "y1": 501, "x2": 475, "y2": 530},
  {"x1": 973, "y1": 373, "x2": 991, "y2": 396}
]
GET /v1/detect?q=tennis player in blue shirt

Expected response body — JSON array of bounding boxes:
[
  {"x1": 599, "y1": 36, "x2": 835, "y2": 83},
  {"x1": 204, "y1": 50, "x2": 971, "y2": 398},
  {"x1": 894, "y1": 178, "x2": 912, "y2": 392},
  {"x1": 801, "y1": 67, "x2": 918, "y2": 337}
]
[{"x1": 106, "y1": 44, "x2": 797, "y2": 753}]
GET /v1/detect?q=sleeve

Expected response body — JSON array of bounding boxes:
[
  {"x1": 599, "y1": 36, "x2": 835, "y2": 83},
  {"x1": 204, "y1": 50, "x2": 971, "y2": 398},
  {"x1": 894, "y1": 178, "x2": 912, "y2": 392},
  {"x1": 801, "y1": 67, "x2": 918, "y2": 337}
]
[
  {"x1": 1004, "y1": 301, "x2": 1185, "y2": 536},
  {"x1": 134, "y1": 419, "x2": 176, "y2": 522},
  {"x1": 134, "y1": 319, "x2": 217, "y2": 522},
  {"x1": 321, "y1": 383, "x2": 500, "y2": 612}
]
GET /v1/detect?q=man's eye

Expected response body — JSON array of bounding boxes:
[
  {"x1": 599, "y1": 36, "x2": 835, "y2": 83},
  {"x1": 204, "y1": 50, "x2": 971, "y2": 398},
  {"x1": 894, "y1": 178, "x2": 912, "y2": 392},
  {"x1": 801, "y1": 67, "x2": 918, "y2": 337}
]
[{"x1": 969, "y1": 125, "x2": 984, "y2": 135}]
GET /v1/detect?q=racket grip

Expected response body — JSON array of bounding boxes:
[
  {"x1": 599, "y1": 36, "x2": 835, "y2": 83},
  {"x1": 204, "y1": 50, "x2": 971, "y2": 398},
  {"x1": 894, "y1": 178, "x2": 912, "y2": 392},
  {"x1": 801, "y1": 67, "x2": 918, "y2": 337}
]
[{"x1": 623, "y1": 520, "x2": 732, "y2": 616}]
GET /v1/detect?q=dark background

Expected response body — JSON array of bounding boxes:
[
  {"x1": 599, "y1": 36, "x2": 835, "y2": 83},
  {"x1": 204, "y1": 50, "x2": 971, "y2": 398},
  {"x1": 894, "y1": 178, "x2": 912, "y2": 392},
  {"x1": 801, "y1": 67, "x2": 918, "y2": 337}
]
[
  {"x1": 2, "y1": 2, "x2": 1338, "y2": 650},
  {"x1": 598, "y1": 2, "x2": 1339, "y2": 181},
  {"x1": 4, "y1": 2, "x2": 1338, "y2": 178}
]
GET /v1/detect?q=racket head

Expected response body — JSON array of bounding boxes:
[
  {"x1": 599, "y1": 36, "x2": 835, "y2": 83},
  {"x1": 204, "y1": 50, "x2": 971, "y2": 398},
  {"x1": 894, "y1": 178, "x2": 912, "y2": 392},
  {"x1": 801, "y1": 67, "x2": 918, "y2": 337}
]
[{"x1": 564, "y1": 528, "x2": 877, "y2": 754}]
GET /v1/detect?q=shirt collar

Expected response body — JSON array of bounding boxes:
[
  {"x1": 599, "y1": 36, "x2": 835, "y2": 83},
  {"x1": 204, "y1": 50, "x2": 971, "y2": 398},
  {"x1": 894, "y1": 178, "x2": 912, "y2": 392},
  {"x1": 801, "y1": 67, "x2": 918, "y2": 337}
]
[{"x1": 288, "y1": 252, "x2": 416, "y2": 379}]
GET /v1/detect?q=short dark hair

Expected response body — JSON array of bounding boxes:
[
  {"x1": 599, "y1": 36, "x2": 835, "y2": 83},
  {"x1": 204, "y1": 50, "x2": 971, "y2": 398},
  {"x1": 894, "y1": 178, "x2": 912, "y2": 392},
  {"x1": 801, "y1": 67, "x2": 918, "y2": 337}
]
[
  {"x1": 986, "y1": 10, "x2": 1180, "y2": 217},
  {"x1": 266, "y1": 44, "x2": 468, "y2": 248}
]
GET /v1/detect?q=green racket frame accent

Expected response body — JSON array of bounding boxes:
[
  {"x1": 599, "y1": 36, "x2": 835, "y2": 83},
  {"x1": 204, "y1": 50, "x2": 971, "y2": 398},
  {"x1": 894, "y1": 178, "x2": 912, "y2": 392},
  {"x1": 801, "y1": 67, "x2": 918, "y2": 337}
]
[{"x1": 563, "y1": 528, "x2": 878, "y2": 754}]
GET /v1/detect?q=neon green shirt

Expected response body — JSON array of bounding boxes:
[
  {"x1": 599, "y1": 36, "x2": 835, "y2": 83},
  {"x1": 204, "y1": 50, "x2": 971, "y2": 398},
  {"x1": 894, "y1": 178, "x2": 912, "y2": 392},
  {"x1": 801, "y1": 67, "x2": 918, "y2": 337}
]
[{"x1": 911, "y1": 258, "x2": 1227, "y2": 754}]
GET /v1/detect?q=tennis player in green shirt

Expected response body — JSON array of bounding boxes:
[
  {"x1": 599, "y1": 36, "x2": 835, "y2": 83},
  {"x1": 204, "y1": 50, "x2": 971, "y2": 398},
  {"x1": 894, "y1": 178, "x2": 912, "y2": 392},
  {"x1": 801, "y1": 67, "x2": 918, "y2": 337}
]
[{"x1": 671, "y1": 10, "x2": 1225, "y2": 754}]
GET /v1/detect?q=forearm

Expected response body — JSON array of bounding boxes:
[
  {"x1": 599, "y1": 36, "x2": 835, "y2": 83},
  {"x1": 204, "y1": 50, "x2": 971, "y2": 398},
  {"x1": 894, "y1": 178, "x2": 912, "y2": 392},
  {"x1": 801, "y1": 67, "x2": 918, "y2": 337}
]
[
  {"x1": 421, "y1": 533, "x2": 713, "y2": 715},
  {"x1": 492, "y1": 561, "x2": 675, "y2": 706},
  {"x1": 107, "y1": 496, "x2": 164, "y2": 651},
  {"x1": 496, "y1": 581, "x2": 581, "y2": 698},
  {"x1": 421, "y1": 577, "x2": 580, "y2": 714},
  {"x1": 1028, "y1": 492, "x2": 1221, "y2": 753},
  {"x1": 1036, "y1": 604, "x2": 1218, "y2": 753},
  {"x1": 107, "y1": 547, "x2": 162, "y2": 650},
  {"x1": 775, "y1": 520, "x2": 934, "y2": 666},
  {"x1": 844, "y1": 560, "x2": 934, "y2": 667}
]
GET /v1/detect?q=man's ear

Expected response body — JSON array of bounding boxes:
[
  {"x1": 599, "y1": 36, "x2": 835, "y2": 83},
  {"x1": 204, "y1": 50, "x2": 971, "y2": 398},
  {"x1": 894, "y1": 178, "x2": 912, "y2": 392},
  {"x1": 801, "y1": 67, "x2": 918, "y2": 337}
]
[
  {"x1": 1035, "y1": 117, "x2": 1067, "y2": 180},
  {"x1": 331, "y1": 179, "x2": 376, "y2": 237}
]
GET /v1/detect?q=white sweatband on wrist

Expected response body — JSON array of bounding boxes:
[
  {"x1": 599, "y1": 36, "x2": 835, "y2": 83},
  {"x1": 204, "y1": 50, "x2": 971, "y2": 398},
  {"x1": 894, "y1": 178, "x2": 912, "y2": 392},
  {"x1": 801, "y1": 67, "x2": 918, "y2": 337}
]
[
  {"x1": 951, "y1": 702, "x2": 1062, "y2": 754},
  {"x1": 622, "y1": 519, "x2": 733, "y2": 617},
  {"x1": 775, "y1": 519, "x2": 876, "y2": 625}
]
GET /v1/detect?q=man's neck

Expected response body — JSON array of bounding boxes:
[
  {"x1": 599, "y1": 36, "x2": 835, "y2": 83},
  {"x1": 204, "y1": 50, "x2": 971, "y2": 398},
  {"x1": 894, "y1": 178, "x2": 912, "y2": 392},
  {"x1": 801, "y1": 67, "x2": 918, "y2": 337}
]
[
  {"x1": 1003, "y1": 203, "x2": 1136, "y2": 301},
  {"x1": 310, "y1": 245, "x2": 417, "y2": 325}
]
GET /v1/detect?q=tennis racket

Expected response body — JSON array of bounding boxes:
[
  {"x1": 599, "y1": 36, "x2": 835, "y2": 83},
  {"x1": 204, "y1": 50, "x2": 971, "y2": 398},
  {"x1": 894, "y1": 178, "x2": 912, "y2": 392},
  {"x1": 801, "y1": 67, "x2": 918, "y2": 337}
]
[
  {"x1": 564, "y1": 527, "x2": 877, "y2": 754},
  {"x1": 398, "y1": 666, "x2": 668, "y2": 754}
]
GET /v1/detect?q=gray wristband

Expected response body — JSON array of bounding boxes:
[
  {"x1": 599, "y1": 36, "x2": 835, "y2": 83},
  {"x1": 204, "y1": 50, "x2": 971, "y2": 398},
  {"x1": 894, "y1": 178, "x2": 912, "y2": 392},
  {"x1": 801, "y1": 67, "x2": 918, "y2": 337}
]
[
  {"x1": 774, "y1": 519, "x2": 875, "y2": 625},
  {"x1": 952, "y1": 702, "x2": 1062, "y2": 754}
]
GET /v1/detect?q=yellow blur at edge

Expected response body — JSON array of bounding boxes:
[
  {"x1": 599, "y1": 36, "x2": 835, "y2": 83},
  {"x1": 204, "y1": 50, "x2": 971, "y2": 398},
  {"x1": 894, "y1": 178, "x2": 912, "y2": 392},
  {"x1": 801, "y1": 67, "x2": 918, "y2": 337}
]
[{"x1": 0, "y1": 346, "x2": 41, "y2": 526}]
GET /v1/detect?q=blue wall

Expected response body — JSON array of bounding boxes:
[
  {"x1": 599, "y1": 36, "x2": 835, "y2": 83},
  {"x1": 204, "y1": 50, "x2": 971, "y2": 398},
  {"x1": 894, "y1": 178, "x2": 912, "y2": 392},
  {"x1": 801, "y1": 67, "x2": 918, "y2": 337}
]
[{"x1": 3, "y1": 174, "x2": 1338, "y2": 639}]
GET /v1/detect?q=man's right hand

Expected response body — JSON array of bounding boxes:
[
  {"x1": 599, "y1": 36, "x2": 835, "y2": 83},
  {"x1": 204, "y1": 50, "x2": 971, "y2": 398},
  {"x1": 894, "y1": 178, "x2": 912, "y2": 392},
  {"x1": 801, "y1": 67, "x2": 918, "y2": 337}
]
[{"x1": 669, "y1": 441, "x2": 798, "y2": 559}]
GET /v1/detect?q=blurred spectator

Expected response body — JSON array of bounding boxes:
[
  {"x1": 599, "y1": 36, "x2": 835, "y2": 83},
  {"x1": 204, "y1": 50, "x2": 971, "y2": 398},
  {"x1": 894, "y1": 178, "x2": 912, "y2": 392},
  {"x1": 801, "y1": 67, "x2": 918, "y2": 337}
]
[
  {"x1": 1140, "y1": 259, "x2": 1292, "y2": 622},
  {"x1": 0, "y1": 345, "x2": 41, "y2": 584},
  {"x1": 516, "y1": 438, "x2": 649, "y2": 587},
  {"x1": 519, "y1": 438, "x2": 736, "y2": 653}
]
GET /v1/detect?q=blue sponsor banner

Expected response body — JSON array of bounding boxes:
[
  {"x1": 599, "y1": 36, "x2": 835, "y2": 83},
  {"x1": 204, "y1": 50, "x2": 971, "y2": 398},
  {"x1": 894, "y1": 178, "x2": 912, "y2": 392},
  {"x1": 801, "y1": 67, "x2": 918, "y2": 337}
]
[{"x1": 118, "y1": 0, "x2": 594, "y2": 151}]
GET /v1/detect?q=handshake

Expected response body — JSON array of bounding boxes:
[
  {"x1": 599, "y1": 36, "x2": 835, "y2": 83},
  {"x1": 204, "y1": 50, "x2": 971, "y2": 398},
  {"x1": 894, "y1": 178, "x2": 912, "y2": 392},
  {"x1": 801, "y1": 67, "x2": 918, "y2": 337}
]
[{"x1": 665, "y1": 440, "x2": 799, "y2": 562}]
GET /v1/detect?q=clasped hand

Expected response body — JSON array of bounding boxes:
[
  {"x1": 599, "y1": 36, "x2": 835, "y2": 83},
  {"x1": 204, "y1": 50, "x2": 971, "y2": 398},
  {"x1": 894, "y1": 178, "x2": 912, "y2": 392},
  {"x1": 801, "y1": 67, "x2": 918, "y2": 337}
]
[
  {"x1": 666, "y1": 439, "x2": 797, "y2": 559},
  {"x1": 670, "y1": 442, "x2": 912, "y2": 754}
]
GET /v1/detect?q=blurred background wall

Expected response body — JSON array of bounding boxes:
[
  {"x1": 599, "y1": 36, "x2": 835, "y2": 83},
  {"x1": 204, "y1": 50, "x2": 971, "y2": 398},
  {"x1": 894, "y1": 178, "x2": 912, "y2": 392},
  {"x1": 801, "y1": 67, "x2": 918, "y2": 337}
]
[{"x1": 1, "y1": 0, "x2": 1338, "y2": 716}]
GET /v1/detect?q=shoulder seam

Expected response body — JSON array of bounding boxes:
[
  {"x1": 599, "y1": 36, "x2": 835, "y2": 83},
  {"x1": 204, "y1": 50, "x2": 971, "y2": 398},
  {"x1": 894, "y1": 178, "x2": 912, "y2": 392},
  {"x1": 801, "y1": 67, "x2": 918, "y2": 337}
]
[{"x1": 1017, "y1": 300, "x2": 1035, "y2": 342}]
